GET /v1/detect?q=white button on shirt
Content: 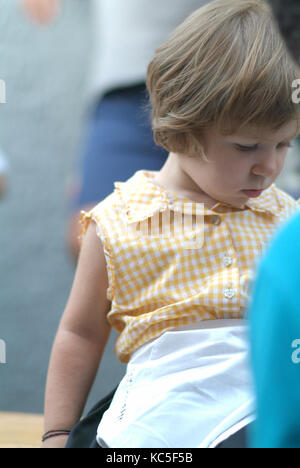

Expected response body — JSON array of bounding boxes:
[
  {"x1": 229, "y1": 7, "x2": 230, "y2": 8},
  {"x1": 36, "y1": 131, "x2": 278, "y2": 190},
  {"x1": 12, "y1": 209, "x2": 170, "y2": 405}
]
[
  {"x1": 223, "y1": 256, "x2": 233, "y2": 268},
  {"x1": 224, "y1": 288, "x2": 236, "y2": 300}
]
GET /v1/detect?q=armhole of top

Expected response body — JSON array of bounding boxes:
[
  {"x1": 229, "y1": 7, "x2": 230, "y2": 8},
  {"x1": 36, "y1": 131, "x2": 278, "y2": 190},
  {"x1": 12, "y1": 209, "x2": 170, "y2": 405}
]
[{"x1": 79, "y1": 210, "x2": 115, "y2": 302}]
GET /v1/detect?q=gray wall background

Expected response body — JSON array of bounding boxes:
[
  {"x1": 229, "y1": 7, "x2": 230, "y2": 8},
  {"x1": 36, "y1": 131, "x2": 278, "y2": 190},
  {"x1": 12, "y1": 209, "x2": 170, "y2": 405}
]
[{"x1": 0, "y1": 0, "x2": 125, "y2": 415}]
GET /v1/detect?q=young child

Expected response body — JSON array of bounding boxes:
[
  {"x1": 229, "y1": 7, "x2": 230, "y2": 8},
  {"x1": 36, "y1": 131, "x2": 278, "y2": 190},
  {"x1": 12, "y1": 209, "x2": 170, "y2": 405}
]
[{"x1": 42, "y1": 0, "x2": 300, "y2": 448}]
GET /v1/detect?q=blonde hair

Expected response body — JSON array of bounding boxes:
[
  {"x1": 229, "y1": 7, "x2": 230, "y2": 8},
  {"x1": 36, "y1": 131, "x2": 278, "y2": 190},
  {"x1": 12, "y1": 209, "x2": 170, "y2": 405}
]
[{"x1": 146, "y1": 0, "x2": 300, "y2": 158}]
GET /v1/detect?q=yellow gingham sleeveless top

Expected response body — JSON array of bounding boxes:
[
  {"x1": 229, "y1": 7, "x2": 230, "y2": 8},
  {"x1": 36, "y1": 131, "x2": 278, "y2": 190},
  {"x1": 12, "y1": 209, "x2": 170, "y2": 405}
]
[{"x1": 80, "y1": 170, "x2": 299, "y2": 363}]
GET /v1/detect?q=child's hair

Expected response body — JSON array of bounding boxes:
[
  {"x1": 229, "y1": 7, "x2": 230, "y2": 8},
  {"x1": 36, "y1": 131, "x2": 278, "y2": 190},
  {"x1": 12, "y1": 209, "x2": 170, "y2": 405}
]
[{"x1": 146, "y1": 0, "x2": 300, "y2": 158}]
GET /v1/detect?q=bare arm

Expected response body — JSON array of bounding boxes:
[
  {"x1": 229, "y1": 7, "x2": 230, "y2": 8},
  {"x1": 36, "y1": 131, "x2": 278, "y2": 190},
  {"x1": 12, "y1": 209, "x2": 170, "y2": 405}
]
[{"x1": 43, "y1": 221, "x2": 112, "y2": 448}]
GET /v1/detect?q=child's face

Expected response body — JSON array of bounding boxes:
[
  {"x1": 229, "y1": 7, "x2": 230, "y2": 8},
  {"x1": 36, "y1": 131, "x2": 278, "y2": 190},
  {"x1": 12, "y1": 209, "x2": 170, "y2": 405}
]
[{"x1": 177, "y1": 121, "x2": 298, "y2": 208}]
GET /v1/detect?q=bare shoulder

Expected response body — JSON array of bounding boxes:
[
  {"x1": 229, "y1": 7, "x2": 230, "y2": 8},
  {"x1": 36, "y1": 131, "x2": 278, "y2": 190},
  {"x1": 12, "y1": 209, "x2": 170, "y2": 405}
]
[
  {"x1": 78, "y1": 220, "x2": 110, "y2": 282},
  {"x1": 60, "y1": 221, "x2": 111, "y2": 342}
]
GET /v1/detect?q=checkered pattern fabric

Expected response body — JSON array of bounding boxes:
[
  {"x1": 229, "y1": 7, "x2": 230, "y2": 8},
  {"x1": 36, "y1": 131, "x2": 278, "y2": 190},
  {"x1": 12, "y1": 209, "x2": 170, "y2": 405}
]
[{"x1": 80, "y1": 170, "x2": 299, "y2": 363}]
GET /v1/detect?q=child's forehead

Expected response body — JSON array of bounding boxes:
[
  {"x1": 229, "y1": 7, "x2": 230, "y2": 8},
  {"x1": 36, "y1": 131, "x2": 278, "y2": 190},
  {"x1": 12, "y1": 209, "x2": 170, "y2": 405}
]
[
  {"x1": 219, "y1": 121, "x2": 300, "y2": 143},
  {"x1": 204, "y1": 120, "x2": 300, "y2": 143}
]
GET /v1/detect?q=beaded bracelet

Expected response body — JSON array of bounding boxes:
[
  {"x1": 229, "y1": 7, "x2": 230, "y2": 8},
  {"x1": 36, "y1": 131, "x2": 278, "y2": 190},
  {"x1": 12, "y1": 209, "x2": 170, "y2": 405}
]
[{"x1": 42, "y1": 430, "x2": 71, "y2": 443}]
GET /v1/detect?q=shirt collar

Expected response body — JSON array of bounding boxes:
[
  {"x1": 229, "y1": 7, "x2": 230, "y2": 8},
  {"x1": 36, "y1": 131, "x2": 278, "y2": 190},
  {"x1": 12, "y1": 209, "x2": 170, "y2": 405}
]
[
  {"x1": 114, "y1": 170, "x2": 282, "y2": 224},
  {"x1": 243, "y1": 185, "x2": 284, "y2": 216}
]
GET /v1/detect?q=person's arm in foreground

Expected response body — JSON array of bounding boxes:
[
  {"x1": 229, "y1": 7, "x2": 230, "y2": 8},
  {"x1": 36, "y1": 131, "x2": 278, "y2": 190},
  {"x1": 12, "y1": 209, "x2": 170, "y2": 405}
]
[
  {"x1": 248, "y1": 213, "x2": 300, "y2": 448},
  {"x1": 43, "y1": 222, "x2": 112, "y2": 448}
]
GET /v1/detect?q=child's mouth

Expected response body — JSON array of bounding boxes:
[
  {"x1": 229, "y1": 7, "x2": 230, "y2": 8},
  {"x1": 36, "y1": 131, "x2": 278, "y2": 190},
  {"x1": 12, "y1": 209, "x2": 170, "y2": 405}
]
[{"x1": 242, "y1": 189, "x2": 264, "y2": 198}]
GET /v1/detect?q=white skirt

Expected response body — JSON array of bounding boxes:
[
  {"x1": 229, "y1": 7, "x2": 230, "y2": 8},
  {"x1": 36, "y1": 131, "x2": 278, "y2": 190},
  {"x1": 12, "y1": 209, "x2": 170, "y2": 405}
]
[{"x1": 97, "y1": 319, "x2": 256, "y2": 448}]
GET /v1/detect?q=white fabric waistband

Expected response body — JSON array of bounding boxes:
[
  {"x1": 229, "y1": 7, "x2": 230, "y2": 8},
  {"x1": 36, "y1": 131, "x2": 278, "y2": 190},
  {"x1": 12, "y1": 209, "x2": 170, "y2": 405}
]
[{"x1": 130, "y1": 319, "x2": 247, "y2": 367}]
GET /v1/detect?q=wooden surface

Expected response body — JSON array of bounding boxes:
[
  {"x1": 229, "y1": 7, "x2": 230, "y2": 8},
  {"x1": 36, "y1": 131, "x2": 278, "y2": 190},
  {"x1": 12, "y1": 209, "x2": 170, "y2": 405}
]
[{"x1": 0, "y1": 412, "x2": 44, "y2": 448}]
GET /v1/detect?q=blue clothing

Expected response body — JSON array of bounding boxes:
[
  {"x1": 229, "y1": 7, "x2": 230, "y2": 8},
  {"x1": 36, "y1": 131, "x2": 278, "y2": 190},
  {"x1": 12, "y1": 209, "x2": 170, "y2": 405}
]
[
  {"x1": 248, "y1": 212, "x2": 300, "y2": 448},
  {"x1": 71, "y1": 84, "x2": 168, "y2": 211}
]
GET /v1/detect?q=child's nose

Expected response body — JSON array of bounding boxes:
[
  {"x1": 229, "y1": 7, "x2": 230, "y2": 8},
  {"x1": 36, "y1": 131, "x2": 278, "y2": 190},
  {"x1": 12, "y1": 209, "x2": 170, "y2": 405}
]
[{"x1": 251, "y1": 153, "x2": 278, "y2": 178}]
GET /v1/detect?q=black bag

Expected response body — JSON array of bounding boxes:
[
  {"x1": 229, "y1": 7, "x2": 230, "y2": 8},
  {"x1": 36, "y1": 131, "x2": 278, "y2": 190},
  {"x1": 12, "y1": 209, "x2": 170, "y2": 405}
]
[{"x1": 65, "y1": 387, "x2": 117, "y2": 448}]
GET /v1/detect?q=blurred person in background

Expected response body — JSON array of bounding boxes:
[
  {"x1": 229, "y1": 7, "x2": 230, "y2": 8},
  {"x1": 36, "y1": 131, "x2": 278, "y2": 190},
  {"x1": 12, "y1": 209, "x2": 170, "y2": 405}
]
[
  {"x1": 249, "y1": 210, "x2": 300, "y2": 448},
  {"x1": 22, "y1": 0, "x2": 210, "y2": 263},
  {"x1": 248, "y1": 0, "x2": 300, "y2": 448}
]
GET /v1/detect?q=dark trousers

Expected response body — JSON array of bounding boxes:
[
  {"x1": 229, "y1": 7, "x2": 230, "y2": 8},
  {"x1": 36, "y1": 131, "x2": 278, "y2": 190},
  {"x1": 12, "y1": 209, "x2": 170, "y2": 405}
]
[{"x1": 66, "y1": 388, "x2": 117, "y2": 448}]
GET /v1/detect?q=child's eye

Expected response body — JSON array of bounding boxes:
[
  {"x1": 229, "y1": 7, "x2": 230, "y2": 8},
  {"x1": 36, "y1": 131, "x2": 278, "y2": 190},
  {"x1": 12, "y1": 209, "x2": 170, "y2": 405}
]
[
  {"x1": 235, "y1": 144, "x2": 258, "y2": 152},
  {"x1": 235, "y1": 142, "x2": 293, "y2": 152},
  {"x1": 278, "y1": 142, "x2": 293, "y2": 149}
]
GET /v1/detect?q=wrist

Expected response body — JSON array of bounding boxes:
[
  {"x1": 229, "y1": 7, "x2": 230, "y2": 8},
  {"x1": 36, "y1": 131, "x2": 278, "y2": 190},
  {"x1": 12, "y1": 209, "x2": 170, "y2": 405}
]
[
  {"x1": 42, "y1": 429, "x2": 71, "y2": 444},
  {"x1": 42, "y1": 434, "x2": 69, "y2": 449}
]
